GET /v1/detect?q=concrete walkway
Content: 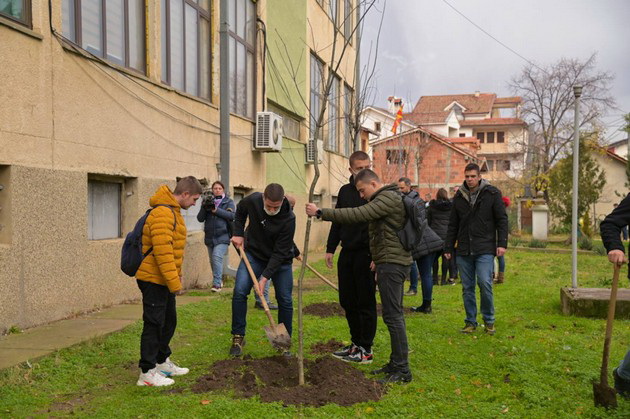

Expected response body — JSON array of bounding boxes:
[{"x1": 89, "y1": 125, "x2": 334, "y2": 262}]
[{"x1": 0, "y1": 295, "x2": 211, "y2": 370}]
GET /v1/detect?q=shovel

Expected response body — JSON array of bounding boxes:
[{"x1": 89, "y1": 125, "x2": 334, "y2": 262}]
[
  {"x1": 593, "y1": 263, "x2": 621, "y2": 409},
  {"x1": 305, "y1": 262, "x2": 339, "y2": 291},
  {"x1": 236, "y1": 246, "x2": 292, "y2": 351}
]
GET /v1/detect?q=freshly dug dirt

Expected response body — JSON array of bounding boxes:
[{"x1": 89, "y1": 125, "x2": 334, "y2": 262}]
[
  {"x1": 310, "y1": 338, "x2": 345, "y2": 354},
  {"x1": 304, "y1": 302, "x2": 414, "y2": 317},
  {"x1": 192, "y1": 355, "x2": 385, "y2": 407}
]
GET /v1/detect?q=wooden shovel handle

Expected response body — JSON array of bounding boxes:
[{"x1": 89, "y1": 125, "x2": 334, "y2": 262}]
[
  {"x1": 601, "y1": 263, "x2": 621, "y2": 385},
  {"x1": 237, "y1": 246, "x2": 276, "y2": 327},
  {"x1": 305, "y1": 263, "x2": 339, "y2": 291}
]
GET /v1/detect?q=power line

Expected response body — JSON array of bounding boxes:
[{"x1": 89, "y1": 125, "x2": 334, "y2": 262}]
[{"x1": 440, "y1": 0, "x2": 549, "y2": 75}]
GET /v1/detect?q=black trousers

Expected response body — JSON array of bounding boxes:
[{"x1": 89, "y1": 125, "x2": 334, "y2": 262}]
[
  {"x1": 432, "y1": 250, "x2": 458, "y2": 280},
  {"x1": 337, "y1": 248, "x2": 377, "y2": 350},
  {"x1": 376, "y1": 263, "x2": 411, "y2": 372},
  {"x1": 137, "y1": 280, "x2": 177, "y2": 373}
]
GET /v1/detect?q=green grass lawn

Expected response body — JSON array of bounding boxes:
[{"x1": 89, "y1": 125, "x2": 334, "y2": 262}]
[{"x1": 2, "y1": 250, "x2": 630, "y2": 417}]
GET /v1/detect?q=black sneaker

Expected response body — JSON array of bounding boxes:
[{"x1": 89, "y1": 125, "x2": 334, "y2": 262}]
[
  {"x1": 332, "y1": 343, "x2": 357, "y2": 359},
  {"x1": 341, "y1": 346, "x2": 373, "y2": 364},
  {"x1": 411, "y1": 303, "x2": 432, "y2": 314},
  {"x1": 371, "y1": 363, "x2": 395, "y2": 375},
  {"x1": 254, "y1": 301, "x2": 264, "y2": 310},
  {"x1": 377, "y1": 370, "x2": 412, "y2": 384},
  {"x1": 614, "y1": 368, "x2": 630, "y2": 399},
  {"x1": 229, "y1": 335, "x2": 245, "y2": 357}
]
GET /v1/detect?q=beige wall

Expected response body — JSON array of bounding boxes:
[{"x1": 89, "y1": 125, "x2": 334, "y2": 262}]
[
  {"x1": 0, "y1": 0, "x2": 358, "y2": 331},
  {"x1": 593, "y1": 152, "x2": 627, "y2": 224}
]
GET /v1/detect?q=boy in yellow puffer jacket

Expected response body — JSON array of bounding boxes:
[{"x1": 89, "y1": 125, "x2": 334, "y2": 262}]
[{"x1": 135, "y1": 176, "x2": 202, "y2": 387}]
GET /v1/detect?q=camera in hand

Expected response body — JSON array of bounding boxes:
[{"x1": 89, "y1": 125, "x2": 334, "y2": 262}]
[{"x1": 202, "y1": 194, "x2": 222, "y2": 211}]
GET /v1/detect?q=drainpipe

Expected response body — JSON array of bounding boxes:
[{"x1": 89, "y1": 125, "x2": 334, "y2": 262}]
[{"x1": 219, "y1": 0, "x2": 230, "y2": 190}]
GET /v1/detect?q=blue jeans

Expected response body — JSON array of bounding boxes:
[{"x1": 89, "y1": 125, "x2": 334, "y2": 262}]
[
  {"x1": 619, "y1": 348, "x2": 630, "y2": 380},
  {"x1": 231, "y1": 252, "x2": 293, "y2": 336},
  {"x1": 409, "y1": 262, "x2": 419, "y2": 291},
  {"x1": 497, "y1": 255, "x2": 505, "y2": 273},
  {"x1": 254, "y1": 278, "x2": 273, "y2": 305},
  {"x1": 457, "y1": 254, "x2": 495, "y2": 326},
  {"x1": 207, "y1": 243, "x2": 228, "y2": 288},
  {"x1": 416, "y1": 252, "x2": 440, "y2": 304}
]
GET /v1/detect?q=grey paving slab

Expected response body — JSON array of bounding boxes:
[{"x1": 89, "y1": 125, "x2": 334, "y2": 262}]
[{"x1": 0, "y1": 348, "x2": 52, "y2": 370}]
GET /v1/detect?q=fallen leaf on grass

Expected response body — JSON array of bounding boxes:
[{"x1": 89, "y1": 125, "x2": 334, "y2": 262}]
[
  {"x1": 471, "y1": 379, "x2": 482, "y2": 387},
  {"x1": 501, "y1": 407, "x2": 509, "y2": 414},
  {"x1": 200, "y1": 400, "x2": 211, "y2": 405},
  {"x1": 454, "y1": 388, "x2": 462, "y2": 395},
  {"x1": 450, "y1": 375, "x2": 456, "y2": 381},
  {"x1": 365, "y1": 407, "x2": 375, "y2": 414}
]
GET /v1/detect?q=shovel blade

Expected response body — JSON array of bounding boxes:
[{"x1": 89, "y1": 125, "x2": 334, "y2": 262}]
[
  {"x1": 264, "y1": 323, "x2": 292, "y2": 350},
  {"x1": 593, "y1": 380, "x2": 617, "y2": 409}
]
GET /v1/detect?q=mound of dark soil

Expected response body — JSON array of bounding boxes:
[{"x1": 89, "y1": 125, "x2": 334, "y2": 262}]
[
  {"x1": 192, "y1": 355, "x2": 384, "y2": 407},
  {"x1": 310, "y1": 339, "x2": 345, "y2": 354},
  {"x1": 304, "y1": 302, "x2": 415, "y2": 317}
]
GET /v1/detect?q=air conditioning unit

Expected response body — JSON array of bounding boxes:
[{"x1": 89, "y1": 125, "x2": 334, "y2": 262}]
[
  {"x1": 255, "y1": 112, "x2": 283, "y2": 152},
  {"x1": 306, "y1": 139, "x2": 324, "y2": 164}
]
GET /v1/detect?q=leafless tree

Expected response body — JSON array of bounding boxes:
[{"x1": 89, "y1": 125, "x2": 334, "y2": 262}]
[
  {"x1": 509, "y1": 53, "x2": 615, "y2": 188},
  {"x1": 267, "y1": 0, "x2": 383, "y2": 385}
]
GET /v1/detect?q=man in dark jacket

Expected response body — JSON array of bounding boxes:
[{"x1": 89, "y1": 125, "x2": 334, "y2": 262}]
[
  {"x1": 600, "y1": 193, "x2": 630, "y2": 398},
  {"x1": 197, "y1": 181, "x2": 235, "y2": 292},
  {"x1": 398, "y1": 177, "x2": 420, "y2": 296},
  {"x1": 307, "y1": 169, "x2": 413, "y2": 384},
  {"x1": 325, "y1": 151, "x2": 375, "y2": 364},
  {"x1": 444, "y1": 163, "x2": 508, "y2": 335},
  {"x1": 229, "y1": 183, "x2": 296, "y2": 356}
]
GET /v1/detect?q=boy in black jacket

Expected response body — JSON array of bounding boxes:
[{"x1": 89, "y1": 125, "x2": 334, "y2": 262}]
[
  {"x1": 325, "y1": 151, "x2": 376, "y2": 364},
  {"x1": 229, "y1": 183, "x2": 296, "y2": 356}
]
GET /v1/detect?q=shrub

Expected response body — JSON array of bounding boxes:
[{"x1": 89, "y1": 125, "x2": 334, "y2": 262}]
[
  {"x1": 509, "y1": 236, "x2": 524, "y2": 247},
  {"x1": 593, "y1": 243, "x2": 607, "y2": 256},
  {"x1": 578, "y1": 235, "x2": 593, "y2": 251},
  {"x1": 528, "y1": 239, "x2": 548, "y2": 248},
  {"x1": 550, "y1": 223, "x2": 571, "y2": 235}
]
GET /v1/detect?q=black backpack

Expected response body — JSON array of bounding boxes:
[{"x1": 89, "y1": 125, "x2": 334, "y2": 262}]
[
  {"x1": 121, "y1": 205, "x2": 176, "y2": 277},
  {"x1": 387, "y1": 194, "x2": 427, "y2": 252}
]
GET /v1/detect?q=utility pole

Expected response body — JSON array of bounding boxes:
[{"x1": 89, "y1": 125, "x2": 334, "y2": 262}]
[
  {"x1": 219, "y1": 0, "x2": 230, "y2": 191},
  {"x1": 571, "y1": 86, "x2": 582, "y2": 288}
]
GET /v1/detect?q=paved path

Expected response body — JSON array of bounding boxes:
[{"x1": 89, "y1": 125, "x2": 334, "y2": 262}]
[{"x1": 0, "y1": 296, "x2": 211, "y2": 370}]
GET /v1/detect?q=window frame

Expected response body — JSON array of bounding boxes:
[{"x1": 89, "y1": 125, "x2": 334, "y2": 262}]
[
  {"x1": 0, "y1": 0, "x2": 31, "y2": 28},
  {"x1": 343, "y1": 0, "x2": 352, "y2": 43},
  {"x1": 227, "y1": 0, "x2": 256, "y2": 119},
  {"x1": 63, "y1": 0, "x2": 147, "y2": 73},
  {"x1": 487, "y1": 132, "x2": 495, "y2": 143},
  {"x1": 327, "y1": 74, "x2": 340, "y2": 152},
  {"x1": 161, "y1": 0, "x2": 212, "y2": 100},
  {"x1": 476, "y1": 132, "x2": 485, "y2": 143},
  {"x1": 87, "y1": 178, "x2": 122, "y2": 240},
  {"x1": 497, "y1": 131, "x2": 505, "y2": 143},
  {"x1": 344, "y1": 83, "x2": 353, "y2": 156}
]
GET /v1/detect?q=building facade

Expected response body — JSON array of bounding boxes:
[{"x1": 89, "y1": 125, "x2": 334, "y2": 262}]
[{"x1": 0, "y1": 0, "x2": 359, "y2": 331}]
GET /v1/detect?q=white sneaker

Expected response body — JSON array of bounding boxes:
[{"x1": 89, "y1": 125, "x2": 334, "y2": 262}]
[
  {"x1": 156, "y1": 358, "x2": 189, "y2": 377},
  {"x1": 137, "y1": 368, "x2": 175, "y2": 386}
]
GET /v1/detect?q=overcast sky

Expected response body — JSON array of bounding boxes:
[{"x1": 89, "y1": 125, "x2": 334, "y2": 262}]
[{"x1": 360, "y1": 0, "x2": 630, "y2": 143}]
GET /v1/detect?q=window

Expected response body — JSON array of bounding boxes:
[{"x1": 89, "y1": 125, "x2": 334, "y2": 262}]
[
  {"x1": 63, "y1": 0, "x2": 145, "y2": 72},
  {"x1": 161, "y1": 0, "x2": 211, "y2": 99},
  {"x1": 487, "y1": 132, "x2": 495, "y2": 143},
  {"x1": 228, "y1": 0, "x2": 255, "y2": 118},
  {"x1": 327, "y1": 75, "x2": 340, "y2": 152},
  {"x1": 503, "y1": 160, "x2": 511, "y2": 171},
  {"x1": 328, "y1": 0, "x2": 337, "y2": 22},
  {"x1": 268, "y1": 103, "x2": 300, "y2": 140},
  {"x1": 310, "y1": 53, "x2": 324, "y2": 141},
  {"x1": 386, "y1": 150, "x2": 407, "y2": 165},
  {"x1": 497, "y1": 131, "x2": 505, "y2": 143},
  {"x1": 486, "y1": 160, "x2": 494, "y2": 172},
  {"x1": 344, "y1": 83, "x2": 353, "y2": 156},
  {"x1": 459, "y1": 133, "x2": 465, "y2": 137},
  {"x1": 343, "y1": 0, "x2": 352, "y2": 41},
  {"x1": 374, "y1": 121, "x2": 381, "y2": 132},
  {"x1": 180, "y1": 195, "x2": 203, "y2": 231},
  {"x1": 88, "y1": 180, "x2": 121, "y2": 240},
  {"x1": 1, "y1": 0, "x2": 29, "y2": 26},
  {"x1": 476, "y1": 132, "x2": 485, "y2": 143}
]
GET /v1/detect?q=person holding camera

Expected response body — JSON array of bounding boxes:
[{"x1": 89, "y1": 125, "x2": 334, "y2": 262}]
[{"x1": 197, "y1": 181, "x2": 235, "y2": 292}]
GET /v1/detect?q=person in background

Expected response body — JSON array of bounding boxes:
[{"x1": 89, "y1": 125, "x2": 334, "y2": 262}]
[
  {"x1": 197, "y1": 181, "x2": 235, "y2": 293},
  {"x1": 493, "y1": 196, "x2": 511, "y2": 284},
  {"x1": 398, "y1": 177, "x2": 420, "y2": 296},
  {"x1": 600, "y1": 193, "x2": 630, "y2": 398},
  {"x1": 428, "y1": 188, "x2": 455, "y2": 286}
]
